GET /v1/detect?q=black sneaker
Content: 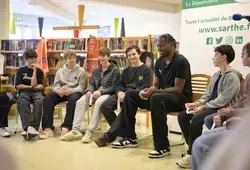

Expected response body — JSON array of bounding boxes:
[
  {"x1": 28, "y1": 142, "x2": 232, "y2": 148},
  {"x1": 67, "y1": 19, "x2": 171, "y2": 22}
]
[
  {"x1": 21, "y1": 131, "x2": 28, "y2": 140},
  {"x1": 148, "y1": 148, "x2": 171, "y2": 158},
  {"x1": 111, "y1": 138, "x2": 138, "y2": 149},
  {"x1": 26, "y1": 126, "x2": 39, "y2": 140}
]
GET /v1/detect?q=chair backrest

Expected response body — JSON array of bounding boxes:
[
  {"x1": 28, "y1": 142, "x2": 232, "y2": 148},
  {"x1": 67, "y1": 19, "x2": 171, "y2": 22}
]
[{"x1": 191, "y1": 74, "x2": 211, "y2": 102}]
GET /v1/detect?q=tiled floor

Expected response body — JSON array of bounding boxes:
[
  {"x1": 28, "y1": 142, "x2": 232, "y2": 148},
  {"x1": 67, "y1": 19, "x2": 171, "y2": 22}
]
[{"x1": 0, "y1": 115, "x2": 187, "y2": 170}]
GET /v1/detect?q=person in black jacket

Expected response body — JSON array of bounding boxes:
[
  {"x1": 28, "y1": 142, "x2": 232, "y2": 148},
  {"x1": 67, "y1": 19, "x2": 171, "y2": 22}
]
[{"x1": 62, "y1": 47, "x2": 120, "y2": 143}]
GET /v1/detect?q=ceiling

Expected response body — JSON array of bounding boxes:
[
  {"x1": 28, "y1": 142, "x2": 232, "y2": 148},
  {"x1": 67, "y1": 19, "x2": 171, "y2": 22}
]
[{"x1": 10, "y1": 0, "x2": 182, "y2": 22}]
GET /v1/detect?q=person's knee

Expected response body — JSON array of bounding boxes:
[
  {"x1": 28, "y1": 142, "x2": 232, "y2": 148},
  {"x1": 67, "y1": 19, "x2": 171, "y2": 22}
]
[
  {"x1": 204, "y1": 115, "x2": 213, "y2": 129},
  {"x1": 124, "y1": 90, "x2": 138, "y2": 98},
  {"x1": 69, "y1": 93, "x2": 81, "y2": 103},
  {"x1": 191, "y1": 115, "x2": 203, "y2": 126},
  {"x1": 177, "y1": 110, "x2": 187, "y2": 123}
]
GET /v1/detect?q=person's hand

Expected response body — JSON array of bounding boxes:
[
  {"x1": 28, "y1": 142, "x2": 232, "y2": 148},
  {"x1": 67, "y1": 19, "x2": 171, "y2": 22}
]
[
  {"x1": 141, "y1": 86, "x2": 158, "y2": 98},
  {"x1": 218, "y1": 108, "x2": 232, "y2": 115},
  {"x1": 63, "y1": 89, "x2": 72, "y2": 96},
  {"x1": 31, "y1": 63, "x2": 37, "y2": 70},
  {"x1": 57, "y1": 89, "x2": 64, "y2": 98},
  {"x1": 117, "y1": 92, "x2": 125, "y2": 102},
  {"x1": 86, "y1": 91, "x2": 92, "y2": 98},
  {"x1": 193, "y1": 105, "x2": 205, "y2": 115},
  {"x1": 34, "y1": 84, "x2": 44, "y2": 89},
  {"x1": 93, "y1": 91, "x2": 101, "y2": 99},
  {"x1": 139, "y1": 89, "x2": 148, "y2": 100},
  {"x1": 185, "y1": 103, "x2": 196, "y2": 109},
  {"x1": 213, "y1": 115, "x2": 222, "y2": 127}
]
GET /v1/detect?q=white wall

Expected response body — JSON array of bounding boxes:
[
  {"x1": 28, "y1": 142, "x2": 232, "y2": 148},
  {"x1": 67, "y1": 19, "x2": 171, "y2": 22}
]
[
  {"x1": 10, "y1": 6, "x2": 181, "y2": 41},
  {"x1": 179, "y1": 3, "x2": 250, "y2": 77}
]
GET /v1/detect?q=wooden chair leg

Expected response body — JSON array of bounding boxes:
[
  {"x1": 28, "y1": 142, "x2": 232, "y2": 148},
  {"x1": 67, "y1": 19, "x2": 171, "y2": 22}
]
[{"x1": 146, "y1": 111, "x2": 151, "y2": 128}]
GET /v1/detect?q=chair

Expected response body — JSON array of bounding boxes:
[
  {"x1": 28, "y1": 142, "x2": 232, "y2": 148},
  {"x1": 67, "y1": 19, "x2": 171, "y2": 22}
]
[
  {"x1": 168, "y1": 74, "x2": 211, "y2": 146},
  {"x1": 138, "y1": 74, "x2": 211, "y2": 145}
]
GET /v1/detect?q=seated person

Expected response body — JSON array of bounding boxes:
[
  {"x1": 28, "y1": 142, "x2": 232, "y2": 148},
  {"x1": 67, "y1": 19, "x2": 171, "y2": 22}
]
[
  {"x1": 15, "y1": 49, "x2": 44, "y2": 140},
  {"x1": 192, "y1": 42, "x2": 250, "y2": 170},
  {"x1": 0, "y1": 78, "x2": 15, "y2": 137},
  {"x1": 40, "y1": 50, "x2": 85, "y2": 139},
  {"x1": 94, "y1": 34, "x2": 192, "y2": 159},
  {"x1": 62, "y1": 47, "x2": 120, "y2": 142},
  {"x1": 100, "y1": 45, "x2": 153, "y2": 132},
  {"x1": 177, "y1": 45, "x2": 242, "y2": 168}
]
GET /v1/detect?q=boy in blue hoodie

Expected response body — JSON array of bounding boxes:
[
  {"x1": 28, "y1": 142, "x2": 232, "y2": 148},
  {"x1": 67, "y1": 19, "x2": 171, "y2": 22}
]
[
  {"x1": 40, "y1": 50, "x2": 86, "y2": 139},
  {"x1": 177, "y1": 45, "x2": 242, "y2": 168}
]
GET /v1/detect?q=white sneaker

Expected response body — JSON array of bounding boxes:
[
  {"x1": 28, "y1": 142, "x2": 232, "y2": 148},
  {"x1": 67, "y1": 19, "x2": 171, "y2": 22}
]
[
  {"x1": 0, "y1": 128, "x2": 11, "y2": 137},
  {"x1": 176, "y1": 154, "x2": 192, "y2": 169},
  {"x1": 81, "y1": 130, "x2": 93, "y2": 143},
  {"x1": 27, "y1": 126, "x2": 39, "y2": 140},
  {"x1": 61, "y1": 130, "x2": 83, "y2": 141}
]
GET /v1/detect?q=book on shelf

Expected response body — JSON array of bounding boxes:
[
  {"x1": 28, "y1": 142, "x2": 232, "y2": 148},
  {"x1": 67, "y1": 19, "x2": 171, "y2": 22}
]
[
  {"x1": 47, "y1": 39, "x2": 86, "y2": 51},
  {"x1": 1, "y1": 39, "x2": 39, "y2": 51},
  {"x1": 108, "y1": 38, "x2": 148, "y2": 51},
  {"x1": 4, "y1": 54, "x2": 25, "y2": 67},
  {"x1": 46, "y1": 75, "x2": 55, "y2": 87},
  {"x1": 110, "y1": 54, "x2": 128, "y2": 71}
]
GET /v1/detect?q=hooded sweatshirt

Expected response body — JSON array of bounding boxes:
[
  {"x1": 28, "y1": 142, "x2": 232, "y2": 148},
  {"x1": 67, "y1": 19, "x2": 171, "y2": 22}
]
[
  {"x1": 195, "y1": 68, "x2": 242, "y2": 109},
  {"x1": 53, "y1": 64, "x2": 85, "y2": 94}
]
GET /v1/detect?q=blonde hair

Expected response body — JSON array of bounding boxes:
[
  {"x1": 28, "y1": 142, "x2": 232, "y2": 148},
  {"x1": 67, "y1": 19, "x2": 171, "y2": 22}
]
[{"x1": 64, "y1": 50, "x2": 76, "y2": 60}]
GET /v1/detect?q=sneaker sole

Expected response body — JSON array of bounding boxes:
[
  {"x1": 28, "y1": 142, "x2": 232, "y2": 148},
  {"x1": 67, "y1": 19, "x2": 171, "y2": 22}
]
[
  {"x1": 111, "y1": 144, "x2": 138, "y2": 149},
  {"x1": 176, "y1": 163, "x2": 191, "y2": 169},
  {"x1": 21, "y1": 134, "x2": 28, "y2": 140},
  {"x1": 148, "y1": 152, "x2": 171, "y2": 158},
  {"x1": 27, "y1": 133, "x2": 38, "y2": 140}
]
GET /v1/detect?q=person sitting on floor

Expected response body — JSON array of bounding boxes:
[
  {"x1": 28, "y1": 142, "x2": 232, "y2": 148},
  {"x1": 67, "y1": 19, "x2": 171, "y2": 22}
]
[
  {"x1": 15, "y1": 49, "x2": 45, "y2": 140},
  {"x1": 192, "y1": 42, "x2": 250, "y2": 170},
  {"x1": 99, "y1": 45, "x2": 153, "y2": 137},
  {"x1": 61, "y1": 47, "x2": 120, "y2": 142},
  {"x1": 177, "y1": 45, "x2": 242, "y2": 169},
  {"x1": 94, "y1": 34, "x2": 192, "y2": 159},
  {"x1": 40, "y1": 50, "x2": 85, "y2": 140}
]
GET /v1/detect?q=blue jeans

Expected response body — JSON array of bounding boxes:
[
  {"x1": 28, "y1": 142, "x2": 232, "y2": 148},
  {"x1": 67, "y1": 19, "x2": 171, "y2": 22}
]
[{"x1": 192, "y1": 127, "x2": 227, "y2": 170}]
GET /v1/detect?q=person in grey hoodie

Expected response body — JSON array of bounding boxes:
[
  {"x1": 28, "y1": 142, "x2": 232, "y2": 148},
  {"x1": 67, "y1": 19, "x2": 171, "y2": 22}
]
[
  {"x1": 192, "y1": 42, "x2": 250, "y2": 170},
  {"x1": 177, "y1": 45, "x2": 242, "y2": 169},
  {"x1": 61, "y1": 47, "x2": 120, "y2": 143},
  {"x1": 40, "y1": 50, "x2": 86, "y2": 139}
]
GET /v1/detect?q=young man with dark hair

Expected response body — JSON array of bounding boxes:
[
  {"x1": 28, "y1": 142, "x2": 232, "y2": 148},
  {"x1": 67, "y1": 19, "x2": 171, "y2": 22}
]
[
  {"x1": 192, "y1": 42, "x2": 250, "y2": 170},
  {"x1": 40, "y1": 50, "x2": 85, "y2": 139},
  {"x1": 177, "y1": 45, "x2": 242, "y2": 168},
  {"x1": 95, "y1": 34, "x2": 192, "y2": 159},
  {"x1": 99, "y1": 45, "x2": 153, "y2": 129},
  {"x1": 15, "y1": 49, "x2": 44, "y2": 140},
  {"x1": 62, "y1": 47, "x2": 120, "y2": 142}
]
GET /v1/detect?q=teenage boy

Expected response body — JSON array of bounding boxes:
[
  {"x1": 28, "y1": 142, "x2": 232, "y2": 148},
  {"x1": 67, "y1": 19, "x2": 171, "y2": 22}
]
[
  {"x1": 95, "y1": 34, "x2": 192, "y2": 159},
  {"x1": 192, "y1": 42, "x2": 250, "y2": 170},
  {"x1": 15, "y1": 49, "x2": 44, "y2": 140},
  {"x1": 62, "y1": 48, "x2": 120, "y2": 142},
  {"x1": 177, "y1": 45, "x2": 242, "y2": 168},
  {"x1": 99, "y1": 45, "x2": 153, "y2": 130},
  {"x1": 40, "y1": 50, "x2": 85, "y2": 139}
]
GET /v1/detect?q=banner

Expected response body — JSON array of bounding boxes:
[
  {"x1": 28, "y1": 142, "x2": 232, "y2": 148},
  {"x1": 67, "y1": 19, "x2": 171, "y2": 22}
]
[
  {"x1": 36, "y1": 38, "x2": 49, "y2": 73},
  {"x1": 87, "y1": 36, "x2": 99, "y2": 75},
  {"x1": 179, "y1": 1, "x2": 250, "y2": 76},
  {"x1": 183, "y1": 0, "x2": 235, "y2": 9}
]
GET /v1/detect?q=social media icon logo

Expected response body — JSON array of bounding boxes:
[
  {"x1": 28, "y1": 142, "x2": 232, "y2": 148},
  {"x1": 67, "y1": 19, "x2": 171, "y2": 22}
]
[
  {"x1": 206, "y1": 37, "x2": 213, "y2": 45},
  {"x1": 225, "y1": 36, "x2": 233, "y2": 45},
  {"x1": 216, "y1": 37, "x2": 223, "y2": 44},
  {"x1": 235, "y1": 36, "x2": 243, "y2": 44}
]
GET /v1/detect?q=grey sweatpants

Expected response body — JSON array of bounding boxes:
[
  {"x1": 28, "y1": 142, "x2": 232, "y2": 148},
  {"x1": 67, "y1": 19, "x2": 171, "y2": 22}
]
[
  {"x1": 72, "y1": 94, "x2": 110, "y2": 131},
  {"x1": 17, "y1": 91, "x2": 44, "y2": 131}
]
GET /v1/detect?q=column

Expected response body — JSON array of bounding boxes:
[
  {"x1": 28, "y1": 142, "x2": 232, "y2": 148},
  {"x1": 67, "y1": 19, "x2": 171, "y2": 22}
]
[{"x1": 0, "y1": 0, "x2": 10, "y2": 38}]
